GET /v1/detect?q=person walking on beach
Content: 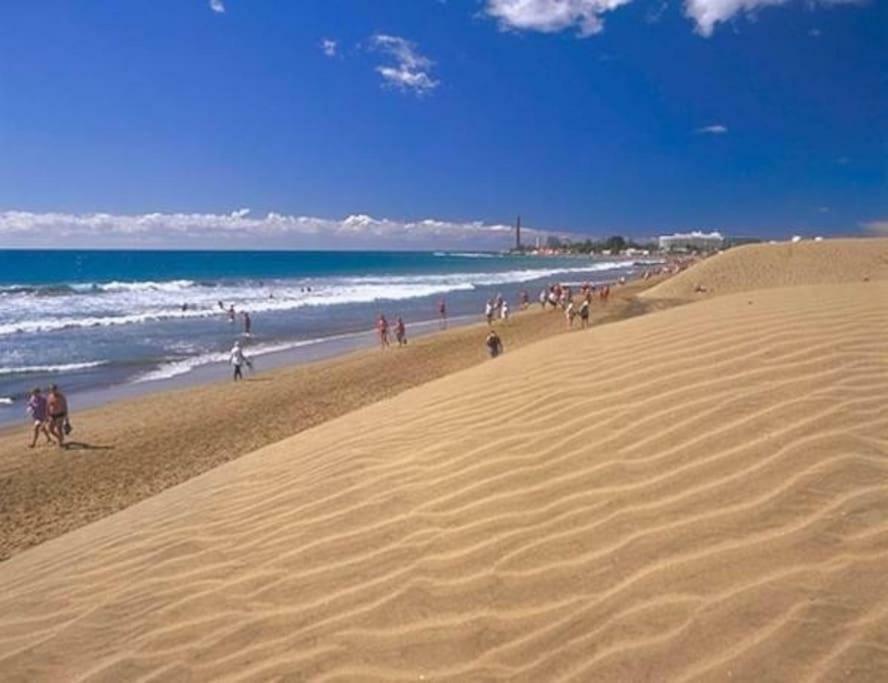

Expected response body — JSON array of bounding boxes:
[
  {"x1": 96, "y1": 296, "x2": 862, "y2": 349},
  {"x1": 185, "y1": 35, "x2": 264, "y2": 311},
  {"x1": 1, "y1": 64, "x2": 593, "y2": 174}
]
[
  {"x1": 485, "y1": 299, "x2": 495, "y2": 326},
  {"x1": 547, "y1": 288, "x2": 559, "y2": 310},
  {"x1": 600, "y1": 284, "x2": 610, "y2": 303},
  {"x1": 230, "y1": 341, "x2": 250, "y2": 381},
  {"x1": 377, "y1": 314, "x2": 390, "y2": 349},
  {"x1": 520, "y1": 290, "x2": 529, "y2": 310},
  {"x1": 485, "y1": 330, "x2": 503, "y2": 358},
  {"x1": 438, "y1": 298, "x2": 447, "y2": 329},
  {"x1": 46, "y1": 385, "x2": 69, "y2": 447},
  {"x1": 501, "y1": 300, "x2": 510, "y2": 323},
  {"x1": 243, "y1": 311, "x2": 252, "y2": 335},
  {"x1": 395, "y1": 316, "x2": 407, "y2": 346},
  {"x1": 566, "y1": 301, "x2": 577, "y2": 328},
  {"x1": 579, "y1": 299, "x2": 590, "y2": 329},
  {"x1": 539, "y1": 288, "x2": 548, "y2": 309},
  {"x1": 26, "y1": 387, "x2": 52, "y2": 448}
]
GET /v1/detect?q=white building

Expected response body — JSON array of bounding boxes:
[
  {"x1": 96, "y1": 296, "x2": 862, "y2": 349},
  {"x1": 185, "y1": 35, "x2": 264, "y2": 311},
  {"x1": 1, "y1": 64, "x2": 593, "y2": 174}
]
[{"x1": 658, "y1": 231, "x2": 724, "y2": 252}]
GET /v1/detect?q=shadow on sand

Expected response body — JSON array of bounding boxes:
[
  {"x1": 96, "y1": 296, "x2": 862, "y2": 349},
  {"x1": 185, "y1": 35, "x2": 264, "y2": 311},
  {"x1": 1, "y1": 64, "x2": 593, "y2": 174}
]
[{"x1": 62, "y1": 441, "x2": 115, "y2": 451}]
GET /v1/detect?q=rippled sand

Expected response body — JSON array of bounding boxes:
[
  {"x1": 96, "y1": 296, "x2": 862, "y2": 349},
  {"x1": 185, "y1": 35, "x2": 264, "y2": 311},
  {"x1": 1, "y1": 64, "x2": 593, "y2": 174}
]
[{"x1": 1, "y1": 245, "x2": 886, "y2": 680}]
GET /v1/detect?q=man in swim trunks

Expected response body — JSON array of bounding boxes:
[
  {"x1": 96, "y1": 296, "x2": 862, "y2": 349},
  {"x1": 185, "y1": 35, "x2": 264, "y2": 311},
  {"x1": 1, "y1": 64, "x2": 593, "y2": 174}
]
[{"x1": 46, "y1": 384, "x2": 68, "y2": 447}]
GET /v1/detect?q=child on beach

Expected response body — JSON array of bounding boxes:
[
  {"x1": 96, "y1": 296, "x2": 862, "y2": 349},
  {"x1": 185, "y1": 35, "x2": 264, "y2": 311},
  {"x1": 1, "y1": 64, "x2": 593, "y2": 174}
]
[{"x1": 26, "y1": 388, "x2": 52, "y2": 448}]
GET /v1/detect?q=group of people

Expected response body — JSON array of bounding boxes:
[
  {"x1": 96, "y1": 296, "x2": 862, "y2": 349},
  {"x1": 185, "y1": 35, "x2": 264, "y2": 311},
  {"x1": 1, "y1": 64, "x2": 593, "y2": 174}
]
[
  {"x1": 26, "y1": 385, "x2": 70, "y2": 448},
  {"x1": 539, "y1": 281, "x2": 613, "y2": 329},
  {"x1": 484, "y1": 294, "x2": 511, "y2": 325},
  {"x1": 218, "y1": 301, "x2": 252, "y2": 335},
  {"x1": 376, "y1": 314, "x2": 408, "y2": 349}
]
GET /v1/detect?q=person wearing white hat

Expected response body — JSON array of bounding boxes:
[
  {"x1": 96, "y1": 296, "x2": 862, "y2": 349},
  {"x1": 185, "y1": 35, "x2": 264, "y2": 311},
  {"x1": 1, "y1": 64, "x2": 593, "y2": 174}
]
[{"x1": 229, "y1": 340, "x2": 250, "y2": 381}]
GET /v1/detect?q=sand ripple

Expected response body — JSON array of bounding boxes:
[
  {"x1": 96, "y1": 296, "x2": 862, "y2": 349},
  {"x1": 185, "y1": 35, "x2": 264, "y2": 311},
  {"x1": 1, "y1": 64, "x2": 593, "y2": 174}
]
[{"x1": 0, "y1": 281, "x2": 886, "y2": 681}]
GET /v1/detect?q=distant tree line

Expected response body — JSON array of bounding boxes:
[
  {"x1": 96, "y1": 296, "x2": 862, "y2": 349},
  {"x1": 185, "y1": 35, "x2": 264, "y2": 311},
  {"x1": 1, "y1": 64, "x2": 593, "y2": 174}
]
[{"x1": 544, "y1": 235, "x2": 657, "y2": 254}]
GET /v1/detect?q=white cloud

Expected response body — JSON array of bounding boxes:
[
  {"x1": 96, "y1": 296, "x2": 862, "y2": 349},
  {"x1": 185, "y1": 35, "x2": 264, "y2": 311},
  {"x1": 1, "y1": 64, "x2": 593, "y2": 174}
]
[
  {"x1": 484, "y1": 0, "x2": 861, "y2": 37},
  {"x1": 209, "y1": 0, "x2": 225, "y2": 14},
  {"x1": 0, "y1": 210, "x2": 564, "y2": 250},
  {"x1": 484, "y1": 0, "x2": 632, "y2": 36},
  {"x1": 697, "y1": 124, "x2": 728, "y2": 134},
  {"x1": 369, "y1": 34, "x2": 439, "y2": 93},
  {"x1": 685, "y1": 0, "x2": 861, "y2": 37},
  {"x1": 321, "y1": 39, "x2": 338, "y2": 57}
]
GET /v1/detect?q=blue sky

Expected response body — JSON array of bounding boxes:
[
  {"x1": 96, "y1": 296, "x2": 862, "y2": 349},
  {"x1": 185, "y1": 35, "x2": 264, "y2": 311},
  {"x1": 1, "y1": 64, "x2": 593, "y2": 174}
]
[{"x1": 0, "y1": 0, "x2": 884, "y2": 248}]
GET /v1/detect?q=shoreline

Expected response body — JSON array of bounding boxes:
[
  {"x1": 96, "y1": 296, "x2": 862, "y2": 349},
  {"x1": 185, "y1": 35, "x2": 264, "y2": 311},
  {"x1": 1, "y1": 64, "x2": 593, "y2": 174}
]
[
  {"x1": 0, "y1": 313, "x2": 480, "y2": 431},
  {"x1": 0, "y1": 252, "x2": 657, "y2": 426},
  {"x1": 0, "y1": 277, "x2": 665, "y2": 560}
]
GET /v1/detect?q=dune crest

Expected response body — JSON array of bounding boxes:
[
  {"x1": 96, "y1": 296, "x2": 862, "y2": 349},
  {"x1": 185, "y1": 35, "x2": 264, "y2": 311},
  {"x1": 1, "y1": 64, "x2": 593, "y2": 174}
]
[
  {"x1": 643, "y1": 237, "x2": 888, "y2": 301},
  {"x1": 0, "y1": 280, "x2": 887, "y2": 679}
]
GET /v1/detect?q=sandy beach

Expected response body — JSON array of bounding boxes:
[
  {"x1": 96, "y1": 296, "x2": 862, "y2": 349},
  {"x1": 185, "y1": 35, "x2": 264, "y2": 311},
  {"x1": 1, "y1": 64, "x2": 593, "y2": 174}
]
[
  {"x1": 0, "y1": 239, "x2": 886, "y2": 680},
  {"x1": 0, "y1": 278, "x2": 657, "y2": 561}
]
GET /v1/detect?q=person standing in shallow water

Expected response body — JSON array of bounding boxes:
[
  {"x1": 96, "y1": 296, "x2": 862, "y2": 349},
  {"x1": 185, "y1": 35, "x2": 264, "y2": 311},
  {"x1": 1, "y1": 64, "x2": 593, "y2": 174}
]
[
  {"x1": 438, "y1": 298, "x2": 447, "y2": 329},
  {"x1": 395, "y1": 317, "x2": 407, "y2": 346}
]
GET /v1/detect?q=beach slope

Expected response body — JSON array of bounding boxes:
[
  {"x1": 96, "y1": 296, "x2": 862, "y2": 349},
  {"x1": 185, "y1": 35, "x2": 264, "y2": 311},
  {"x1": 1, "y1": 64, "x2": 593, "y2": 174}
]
[
  {"x1": 642, "y1": 237, "x2": 888, "y2": 301},
  {"x1": 0, "y1": 253, "x2": 887, "y2": 679}
]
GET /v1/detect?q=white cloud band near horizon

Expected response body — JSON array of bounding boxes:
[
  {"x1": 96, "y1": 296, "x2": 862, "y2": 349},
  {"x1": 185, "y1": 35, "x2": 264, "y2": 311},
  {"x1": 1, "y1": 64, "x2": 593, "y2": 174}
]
[
  {"x1": 863, "y1": 220, "x2": 888, "y2": 235},
  {"x1": 0, "y1": 210, "x2": 566, "y2": 250}
]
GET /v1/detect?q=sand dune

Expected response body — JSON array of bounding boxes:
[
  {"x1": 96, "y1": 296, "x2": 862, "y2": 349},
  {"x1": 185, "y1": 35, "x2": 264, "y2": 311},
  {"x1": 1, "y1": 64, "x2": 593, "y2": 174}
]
[
  {"x1": 0, "y1": 277, "x2": 887, "y2": 679},
  {"x1": 642, "y1": 237, "x2": 888, "y2": 301}
]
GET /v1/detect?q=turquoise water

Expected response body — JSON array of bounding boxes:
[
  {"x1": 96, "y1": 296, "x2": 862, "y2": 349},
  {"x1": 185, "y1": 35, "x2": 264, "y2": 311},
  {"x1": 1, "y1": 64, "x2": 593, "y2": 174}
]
[{"x1": 0, "y1": 249, "x2": 650, "y2": 422}]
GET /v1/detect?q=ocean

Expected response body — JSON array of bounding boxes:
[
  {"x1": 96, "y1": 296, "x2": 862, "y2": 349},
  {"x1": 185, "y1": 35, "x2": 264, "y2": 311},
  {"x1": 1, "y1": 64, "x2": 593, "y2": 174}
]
[{"x1": 0, "y1": 249, "x2": 655, "y2": 425}]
